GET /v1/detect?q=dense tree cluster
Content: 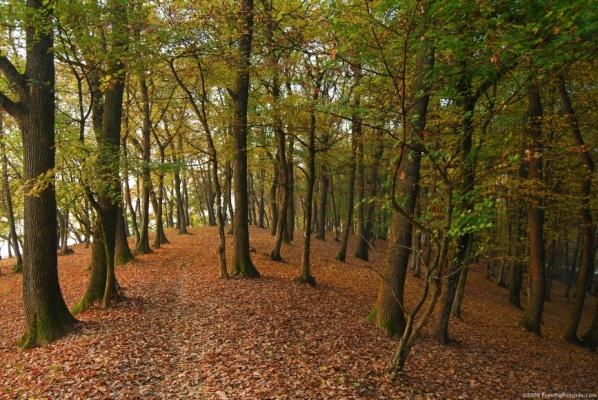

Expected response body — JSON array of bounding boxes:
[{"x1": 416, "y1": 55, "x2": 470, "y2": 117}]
[{"x1": 0, "y1": 0, "x2": 596, "y2": 373}]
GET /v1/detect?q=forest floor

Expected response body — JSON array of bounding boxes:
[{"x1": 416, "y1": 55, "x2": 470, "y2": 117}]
[{"x1": 0, "y1": 227, "x2": 597, "y2": 399}]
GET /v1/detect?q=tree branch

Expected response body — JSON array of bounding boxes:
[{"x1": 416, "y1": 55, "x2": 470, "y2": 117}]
[
  {"x1": 0, "y1": 91, "x2": 22, "y2": 119},
  {"x1": 0, "y1": 55, "x2": 26, "y2": 95}
]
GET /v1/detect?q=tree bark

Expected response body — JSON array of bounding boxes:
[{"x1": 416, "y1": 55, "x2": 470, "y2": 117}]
[
  {"x1": 122, "y1": 134, "x2": 140, "y2": 245},
  {"x1": 337, "y1": 74, "x2": 360, "y2": 262},
  {"x1": 285, "y1": 134, "x2": 295, "y2": 242},
  {"x1": 0, "y1": 113, "x2": 23, "y2": 272},
  {"x1": 329, "y1": 175, "x2": 340, "y2": 241},
  {"x1": 521, "y1": 83, "x2": 546, "y2": 335},
  {"x1": 373, "y1": 49, "x2": 433, "y2": 337},
  {"x1": 152, "y1": 169, "x2": 169, "y2": 248},
  {"x1": 231, "y1": 0, "x2": 259, "y2": 277},
  {"x1": 354, "y1": 129, "x2": 368, "y2": 259},
  {"x1": 560, "y1": 76, "x2": 595, "y2": 344},
  {"x1": 298, "y1": 75, "x2": 321, "y2": 286},
  {"x1": 115, "y1": 204, "x2": 133, "y2": 265},
  {"x1": 174, "y1": 150, "x2": 189, "y2": 234},
  {"x1": 432, "y1": 73, "x2": 476, "y2": 344},
  {"x1": 12, "y1": 0, "x2": 76, "y2": 347},
  {"x1": 136, "y1": 72, "x2": 153, "y2": 253}
]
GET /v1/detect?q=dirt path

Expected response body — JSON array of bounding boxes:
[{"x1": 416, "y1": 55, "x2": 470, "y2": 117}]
[{"x1": 0, "y1": 227, "x2": 596, "y2": 399}]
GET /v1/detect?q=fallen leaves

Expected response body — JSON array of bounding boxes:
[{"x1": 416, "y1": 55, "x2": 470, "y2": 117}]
[{"x1": 0, "y1": 226, "x2": 596, "y2": 399}]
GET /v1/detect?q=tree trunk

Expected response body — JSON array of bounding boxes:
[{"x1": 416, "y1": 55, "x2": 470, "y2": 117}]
[
  {"x1": 373, "y1": 49, "x2": 433, "y2": 337},
  {"x1": 255, "y1": 168, "x2": 265, "y2": 229},
  {"x1": 13, "y1": 0, "x2": 76, "y2": 347},
  {"x1": 521, "y1": 83, "x2": 546, "y2": 335},
  {"x1": 115, "y1": 204, "x2": 133, "y2": 265},
  {"x1": 298, "y1": 78, "x2": 321, "y2": 286},
  {"x1": 122, "y1": 134, "x2": 140, "y2": 245},
  {"x1": 0, "y1": 113, "x2": 23, "y2": 272},
  {"x1": 560, "y1": 76, "x2": 595, "y2": 344},
  {"x1": 183, "y1": 172, "x2": 191, "y2": 227},
  {"x1": 354, "y1": 130, "x2": 368, "y2": 260},
  {"x1": 205, "y1": 164, "x2": 217, "y2": 226},
  {"x1": 152, "y1": 170, "x2": 169, "y2": 248},
  {"x1": 545, "y1": 239, "x2": 556, "y2": 301},
  {"x1": 330, "y1": 175, "x2": 340, "y2": 241},
  {"x1": 174, "y1": 156, "x2": 189, "y2": 234},
  {"x1": 225, "y1": 160, "x2": 234, "y2": 234},
  {"x1": 72, "y1": 223, "x2": 106, "y2": 315},
  {"x1": 360, "y1": 130, "x2": 383, "y2": 255},
  {"x1": 285, "y1": 134, "x2": 295, "y2": 242},
  {"x1": 231, "y1": 0, "x2": 259, "y2": 277},
  {"x1": 337, "y1": 81, "x2": 359, "y2": 262},
  {"x1": 565, "y1": 228, "x2": 582, "y2": 300},
  {"x1": 268, "y1": 164, "x2": 278, "y2": 233},
  {"x1": 432, "y1": 73, "x2": 475, "y2": 345},
  {"x1": 315, "y1": 130, "x2": 330, "y2": 241},
  {"x1": 135, "y1": 72, "x2": 152, "y2": 253},
  {"x1": 58, "y1": 209, "x2": 72, "y2": 255}
]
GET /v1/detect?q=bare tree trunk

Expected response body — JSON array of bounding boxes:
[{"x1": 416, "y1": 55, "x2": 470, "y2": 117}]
[
  {"x1": 136, "y1": 72, "x2": 152, "y2": 254},
  {"x1": 354, "y1": 130, "x2": 368, "y2": 260},
  {"x1": 7, "y1": 0, "x2": 76, "y2": 347},
  {"x1": 560, "y1": 76, "x2": 595, "y2": 344},
  {"x1": 330, "y1": 175, "x2": 340, "y2": 242},
  {"x1": 565, "y1": 227, "x2": 582, "y2": 300},
  {"x1": 337, "y1": 79, "x2": 359, "y2": 262},
  {"x1": 231, "y1": 0, "x2": 259, "y2": 277},
  {"x1": 298, "y1": 76, "x2": 321, "y2": 286},
  {"x1": 174, "y1": 149, "x2": 189, "y2": 234},
  {"x1": 122, "y1": 134, "x2": 140, "y2": 245},
  {"x1": 269, "y1": 163, "x2": 278, "y2": 234},
  {"x1": 316, "y1": 161, "x2": 329, "y2": 242},
  {"x1": 433, "y1": 71, "x2": 476, "y2": 344},
  {"x1": 285, "y1": 135, "x2": 295, "y2": 242},
  {"x1": 225, "y1": 160, "x2": 234, "y2": 234},
  {"x1": 115, "y1": 204, "x2": 133, "y2": 265},
  {"x1": 373, "y1": 48, "x2": 433, "y2": 337},
  {"x1": 0, "y1": 113, "x2": 23, "y2": 272},
  {"x1": 521, "y1": 83, "x2": 546, "y2": 335}
]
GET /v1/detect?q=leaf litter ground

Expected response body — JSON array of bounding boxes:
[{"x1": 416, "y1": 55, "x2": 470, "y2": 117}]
[{"x1": 0, "y1": 227, "x2": 596, "y2": 399}]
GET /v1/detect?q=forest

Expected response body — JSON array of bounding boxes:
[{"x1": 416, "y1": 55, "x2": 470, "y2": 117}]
[{"x1": 0, "y1": 0, "x2": 597, "y2": 398}]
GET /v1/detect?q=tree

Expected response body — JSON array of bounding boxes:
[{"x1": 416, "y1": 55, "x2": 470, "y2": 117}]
[
  {"x1": 336, "y1": 66, "x2": 360, "y2": 263},
  {"x1": 298, "y1": 67, "x2": 323, "y2": 286},
  {"x1": 70, "y1": 0, "x2": 130, "y2": 312},
  {"x1": 372, "y1": 46, "x2": 434, "y2": 337},
  {"x1": 0, "y1": 112, "x2": 22, "y2": 272},
  {"x1": 559, "y1": 75, "x2": 595, "y2": 344},
  {"x1": 520, "y1": 83, "x2": 546, "y2": 335},
  {"x1": 135, "y1": 70, "x2": 153, "y2": 254},
  {"x1": 231, "y1": 0, "x2": 259, "y2": 277},
  {"x1": 0, "y1": 0, "x2": 76, "y2": 348}
]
